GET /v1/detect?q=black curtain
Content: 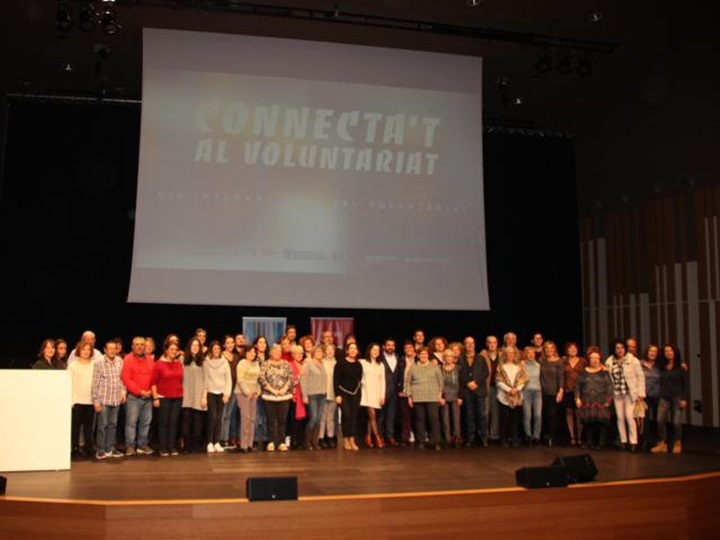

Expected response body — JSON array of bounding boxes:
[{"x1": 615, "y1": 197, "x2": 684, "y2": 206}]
[{"x1": 0, "y1": 100, "x2": 581, "y2": 367}]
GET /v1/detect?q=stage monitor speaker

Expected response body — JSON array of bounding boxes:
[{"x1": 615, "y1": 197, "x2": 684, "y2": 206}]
[
  {"x1": 246, "y1": 476, "x2": 298, "y2": 501},
  {"x1": 515, "y1": 466, "x2": 569, "y2": 489},
  {"x1": 0, "y1": 475, "x2": 6, "y2": 495},
  {"x1": 551, "y1": 454, "x2": 598, "y2": 484}
]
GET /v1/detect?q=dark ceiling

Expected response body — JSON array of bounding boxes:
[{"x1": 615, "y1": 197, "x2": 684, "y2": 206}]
[
  {"x1": 1, "y1": 0, "x2": 671, "y2": 130},
  {"x1": 1, "y1": 1, "x2": 718, "y2": 212}
]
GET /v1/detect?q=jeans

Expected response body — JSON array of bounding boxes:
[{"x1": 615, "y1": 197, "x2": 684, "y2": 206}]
[
  {"x1": 319, "y1": 399, "x2": 338, "y2": 438},
  {"x1": 95, "y1": 404, "x2": 120, "y2": 453},
  {"x1": 522, "y1": 389, "x2": 542, "y2": 439},
  {"x1": 657, "y1": 397, "x2": 683, "y2": 442},
  {"x1": 221, "y1": 392, "x2": 239, "y2": 442},
  {"x1": 307, "y1": 394, "x2": 327, "y2": 430},
  {"x1": 254, "y1": 399, "x2": 267, "y2": 444},
  {"x1": 125, "y1": 395, "x2": 153, "y2": 448}
]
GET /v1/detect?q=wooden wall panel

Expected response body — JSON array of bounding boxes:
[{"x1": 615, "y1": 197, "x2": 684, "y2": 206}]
[{"x1": 581, "y1": 186, "x2": 719, "y2": 426}]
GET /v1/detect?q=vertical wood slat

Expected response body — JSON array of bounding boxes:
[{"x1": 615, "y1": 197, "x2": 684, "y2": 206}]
[{"x1": 582, "y1": 187, "x2": 718, "y2": 426}]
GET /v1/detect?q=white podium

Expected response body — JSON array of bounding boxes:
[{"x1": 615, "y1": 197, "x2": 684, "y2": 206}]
[{"x1": 0, "y1": 370, "x2": 72, "y2": 472}]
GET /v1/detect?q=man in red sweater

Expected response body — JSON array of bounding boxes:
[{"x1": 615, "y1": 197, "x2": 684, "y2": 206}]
[{"x1": 121, "y1": 336, "x2": 155, "y2": 455}]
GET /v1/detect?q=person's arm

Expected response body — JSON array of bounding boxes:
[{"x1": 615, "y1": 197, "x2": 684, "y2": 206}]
[
  {"x1": 636, "y1": 360, "x2": 646, "y2": 399},
  {"x1": 679, "y1": 368, "x2": 690, "y2": 409},
  {"x1": 121, "y1": 358, "x2": 141, "y2": 397},
  {"x1": 380, "y1": 364, "x2": 387, "y2": 406},
  {"x1": 222, "y1": 362, "x2": 232, "y2": 402},
  {"x1": 91, "y1": 361, "x2": 102, "y2": 410},
  {"x1": 300, "y1": 365, "x2": 310, "y2": 403},
  {"x1": 406, "y1": 365, "x2": 415, "y2": 399},
  {"x1": 556, "y1": 363, "x2": 565, "y2": 402},
  {"x1": 574, "y1": 374, "x2": 583, "y2": 406},
  {"x1": 279, "y1": 363, "x2": 293, "y2": 396},
  {"x1": 333, "y1": 360, "x2": 342, "y2": 399}
]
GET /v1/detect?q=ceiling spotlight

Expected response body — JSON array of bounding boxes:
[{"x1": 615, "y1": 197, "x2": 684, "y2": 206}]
[
  {"x1": 466, "y1": 0, "x2": 482, "y2": 6},
  {"x1": 79, "y1": 3, "x2": 97, "y2": 32},
  {"x1": 534, "y1": 48, "x2": 553, "y2": 74},
  {"x1": 56, "y1": 2, "x2": 72, "y2": 33},
  {"x1": 100, "y1": 7, "x2": 123, "y2": 35},
  {"x1": 587, "y1": 11, "x2": 603, "y2": 23},
  {"x1": 513, "y1": 97, "x2": 523, "y2": 106},
  {"x1": 576, "y1": 54, "x2": 593, "y2": 76},
  {"x1": 556, "y1": 54, "x2": 573, "y2": 75},
  {"x1": 61, "y1": 62, "x2": 74, "y2": 72}
]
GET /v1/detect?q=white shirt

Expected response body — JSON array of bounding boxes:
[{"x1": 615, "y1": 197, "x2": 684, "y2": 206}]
[{"x1": 384, "y1": 353, "x2": 398, "y2": 373}]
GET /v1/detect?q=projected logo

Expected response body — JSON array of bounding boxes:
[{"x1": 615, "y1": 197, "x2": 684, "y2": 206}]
[{"x1": 193, "y1": 102, "x2": 440, "y2": 177}]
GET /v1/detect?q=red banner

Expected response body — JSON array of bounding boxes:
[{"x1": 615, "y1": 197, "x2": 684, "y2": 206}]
[{"x1": 311, "y1": 317, "x2": 354, "y2": 347}]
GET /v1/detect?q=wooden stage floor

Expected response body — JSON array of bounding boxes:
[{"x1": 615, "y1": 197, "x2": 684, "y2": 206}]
[{"x1": 3, "y1": 428, "x2": 720, "y2": 501}]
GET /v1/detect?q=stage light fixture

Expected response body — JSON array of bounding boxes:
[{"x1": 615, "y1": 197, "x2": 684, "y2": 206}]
[
  {"x1": 466, "y1": 0, "x2": 482, "y2": 6},
  {"x1": 534, "y1": 48, "x2": 553, "y2": 74},
  {"x1": 79, "y1": 3, "x2": 97, "y2": 33},
  {"x1": 56, "y1": 2, "x2": 72, "y2": 33},
  {"x1": 513, "y1": 97, "x2": 523, "y2": 106},
  {"x1": 588, "y1": 11, "x2": 603, "y2": 23},
  {"x1": 100, "y1": 7, "x2": 123, "y2": 35}
]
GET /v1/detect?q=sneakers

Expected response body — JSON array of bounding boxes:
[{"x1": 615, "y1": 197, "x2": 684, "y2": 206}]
[
  {"x1": 137, "y1": 445, "x2": 154, "y2": 455},
  {"x1": 108, "y1": 449, "x2": 124, "y2": 458},
  {"x1": 266, "y1": 442, "x2": 276, "y2": 452},
  {"x1": 170, "y1": 448, "x2": 179, "y2": 456},
  {"x1": 214, "y1": 442, "x2": 224, "y2": 453},
  {"x1": 95, "y1": 451, "x2": 108, "y2": 460},
  {"x1": 651, "y1": 441, "x2": 668, "y2": 454},
  {"x1": 125, "y1": 446, "x2": 136, "y2": 456},
  {"x1": 672, "y1": 441, "x2": 682, "y2": 454},
  {"x1": 207, "y1": 442, "x2": 215, "y2": 453},
  {"x1": 159, "y1": 450, "x2": 170, "y2": 457},
  {"x1": 278, "y1": 443, "x2": 289, "y2": 451}
]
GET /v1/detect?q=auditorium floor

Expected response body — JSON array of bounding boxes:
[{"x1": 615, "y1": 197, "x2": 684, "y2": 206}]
[{"x1": 3, "y1": 427, "x2": 719, "y2": 501}]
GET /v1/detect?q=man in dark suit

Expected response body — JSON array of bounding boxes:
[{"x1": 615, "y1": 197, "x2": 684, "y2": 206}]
[
  {"x1": 380, "y1": 338, "x2": 405, "y2": 446},
  {"x1": 458, "y1": 336, "x2": 490, "y2": 447}
]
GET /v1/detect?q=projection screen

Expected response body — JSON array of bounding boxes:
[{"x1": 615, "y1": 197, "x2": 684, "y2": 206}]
[{"x1": 128, "y1": 28, "x2": 489, "y2": 310}]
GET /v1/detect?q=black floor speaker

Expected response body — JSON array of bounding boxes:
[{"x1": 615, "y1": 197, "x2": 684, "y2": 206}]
[
  {"x1": 246, "y1": 476, "x2": 298, "y2": 501},
  {"x1": 515, "y1": 466, "x2": 569, "y2": 489},
  {"x1": 0, "y1": 475, "x2": 6, "y2": 495},
  {"x1": 551, "y1": 454, "x2": 598, "y2": 483}
]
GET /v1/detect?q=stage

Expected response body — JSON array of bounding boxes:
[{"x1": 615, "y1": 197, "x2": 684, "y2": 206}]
[{"x1": 2, "y1": 428, "x2": 720, "y2": 539}]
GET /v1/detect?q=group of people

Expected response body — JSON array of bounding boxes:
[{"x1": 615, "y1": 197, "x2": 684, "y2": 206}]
[{"x1": 32, "y1": 327, "x2": 689, "y2": 459}]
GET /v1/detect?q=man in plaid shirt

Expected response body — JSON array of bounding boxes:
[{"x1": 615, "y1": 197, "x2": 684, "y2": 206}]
[{"x1": 92, "y1": 339, "x2": 126, "y2": 459}]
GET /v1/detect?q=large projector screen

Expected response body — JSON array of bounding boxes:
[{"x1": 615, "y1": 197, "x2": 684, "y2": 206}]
[{"x1": 129, "y1": 28, "x2": 489, "y2": 310}]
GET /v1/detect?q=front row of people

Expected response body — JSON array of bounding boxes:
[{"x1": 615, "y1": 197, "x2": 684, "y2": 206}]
[{"x1": 63, "y1": 334, "x2": 688, "y2": 459}]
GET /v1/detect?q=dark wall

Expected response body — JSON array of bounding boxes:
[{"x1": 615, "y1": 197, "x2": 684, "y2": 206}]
[{"x1": 0, "y1": 100, "x2": 581, "y2": 367}]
